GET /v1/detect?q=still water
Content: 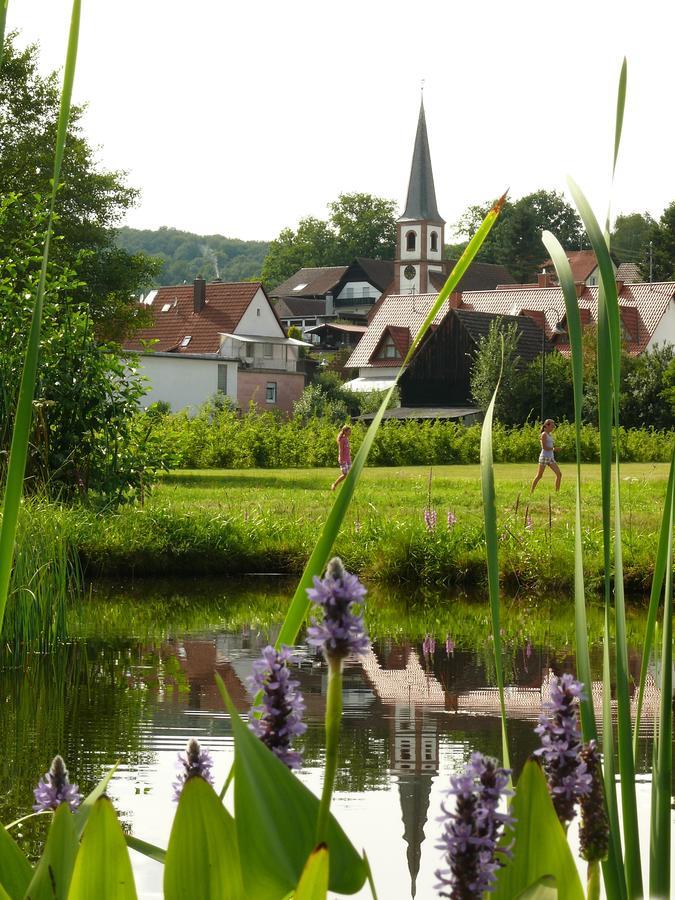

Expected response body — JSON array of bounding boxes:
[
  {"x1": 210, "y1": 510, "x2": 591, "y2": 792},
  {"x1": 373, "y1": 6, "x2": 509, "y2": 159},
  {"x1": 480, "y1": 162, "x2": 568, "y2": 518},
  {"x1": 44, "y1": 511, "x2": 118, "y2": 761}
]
[{"x1": 0, "y1": 577, "x2": 670, "y2": 898}]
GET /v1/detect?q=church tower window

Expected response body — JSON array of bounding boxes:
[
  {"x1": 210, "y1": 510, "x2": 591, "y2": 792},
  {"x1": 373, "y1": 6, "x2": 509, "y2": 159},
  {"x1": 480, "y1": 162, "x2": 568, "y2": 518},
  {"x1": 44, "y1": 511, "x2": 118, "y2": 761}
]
[
  {"x1": 430, "y1": 231, "x2": 438, "y2": 252},
  {"x1": 406, "y1": 231, "x2": 416, "y2": 252}
]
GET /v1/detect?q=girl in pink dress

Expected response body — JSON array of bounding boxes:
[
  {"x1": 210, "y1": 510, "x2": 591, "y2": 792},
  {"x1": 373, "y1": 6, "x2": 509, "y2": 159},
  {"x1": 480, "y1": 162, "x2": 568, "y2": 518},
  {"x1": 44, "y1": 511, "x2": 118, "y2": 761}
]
[{"x1": 331, "y1": 425, "x2": 352, "y2": 491}]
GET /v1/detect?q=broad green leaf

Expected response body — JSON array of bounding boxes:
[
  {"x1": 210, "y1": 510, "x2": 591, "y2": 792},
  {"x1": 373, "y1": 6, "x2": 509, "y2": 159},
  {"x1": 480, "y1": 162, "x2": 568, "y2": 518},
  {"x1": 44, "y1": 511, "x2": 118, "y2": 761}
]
[
  {"x1": 164, "y1": 776, "x2": 243, "y2": 900},
  {"x1": 23, "y1": 803, "x2": 78, "y2": 900},
  {"x1": 217, "y1": 675, "x2": 367, "y2": 898},
  {"x1": 516, "y1": 877, "x2": 558, "y2": 900},
  {"x1": 72, "y1": 762, "x2": 118, "y2": 839},
  {"x1": 492, "y1": 760, "x2": 583, "y2": 900},
  {"x1": 0, "y1": 0, "x2": 9, "y2": 68},
  {"x1": 479, "y1": 342, "x2": 509, "y2": 768},
  {"x1": 67, "y1": 797, "x2": 137, "y2": 900},
  {"x1": 125, "y1": 834, "x2": 166, "y2": 864},
  {"x1": 0, "y1": 822, "x2": 31, "y2": 900},
  {"x1": 294, "y1": 845, "x2": 329, "y2": 899}
]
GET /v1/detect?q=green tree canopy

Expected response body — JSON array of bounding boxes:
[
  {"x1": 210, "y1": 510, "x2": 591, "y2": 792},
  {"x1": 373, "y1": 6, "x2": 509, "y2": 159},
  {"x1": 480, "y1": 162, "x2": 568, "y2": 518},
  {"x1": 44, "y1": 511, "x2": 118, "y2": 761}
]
[
  {"x1": 455, "y1": 190, "x2": 584, "y2": 282},
  {"x1": 641, "y1": 201, "x2": 675, "y2": 281},
  {"x1": 611, "y1": 212, "x2": 654, "y2": 266},
  {"x1": 0, "y1": 34, "x2": 159, "y2": 339},
  {"x1": 261, "y1": 193, "x2": 397, "y2": 289}
]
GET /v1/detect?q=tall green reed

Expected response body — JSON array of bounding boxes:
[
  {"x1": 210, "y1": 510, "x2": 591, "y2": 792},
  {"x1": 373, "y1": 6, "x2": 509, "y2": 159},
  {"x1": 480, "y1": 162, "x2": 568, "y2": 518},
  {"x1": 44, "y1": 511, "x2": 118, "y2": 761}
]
[{"x1": 0, "y1": 0, "x2": 81, "y2": 636}]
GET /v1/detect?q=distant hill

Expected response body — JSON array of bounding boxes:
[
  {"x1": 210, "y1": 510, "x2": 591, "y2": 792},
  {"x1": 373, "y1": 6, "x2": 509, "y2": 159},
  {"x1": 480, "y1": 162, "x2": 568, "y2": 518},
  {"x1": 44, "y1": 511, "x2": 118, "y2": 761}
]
[{"x1": 116, "y1": 226, "x2": 269, "y2": 286}]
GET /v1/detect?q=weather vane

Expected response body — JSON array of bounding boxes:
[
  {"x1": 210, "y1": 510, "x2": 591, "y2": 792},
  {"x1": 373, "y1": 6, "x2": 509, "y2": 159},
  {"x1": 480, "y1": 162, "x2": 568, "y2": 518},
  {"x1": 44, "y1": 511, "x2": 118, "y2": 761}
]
[{"x1": 421, "y1": 78, "x2": 425, "y2": 96}]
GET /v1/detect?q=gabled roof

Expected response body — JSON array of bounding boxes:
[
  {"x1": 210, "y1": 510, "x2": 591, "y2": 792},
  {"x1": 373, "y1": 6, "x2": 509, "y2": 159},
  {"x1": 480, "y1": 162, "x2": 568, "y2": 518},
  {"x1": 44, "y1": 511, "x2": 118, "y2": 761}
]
[
  {"x1": 351, "y1": 257, "x2": 395, "y2": 291},
  {"x1": 123, "y1": 281, "x2": 265, "y2": 354},
  {"x1": 616, "y1": 262, "x2": 642, "y2": 283},
  {"x1": 543, "y1": 250, "x2": 615, "y2": 283},
  {"x1": 369, "y1": 325, "x2": 411, "y2": 363},
  {"x1": 453, "y1": 309, "x2": 550, "y2": 363},
  {"x1": 274, "y1": 297, "x2": 327, "y2": 318},
  {"x1": 269, "y1": 266, "x2": 347, "y2": 299},
  {"x1": 429, "y1": 260, "x2": 516, "y2": 293},
  {"x1": 399, "y1": 99, "x2": 444, "y2": 224}
]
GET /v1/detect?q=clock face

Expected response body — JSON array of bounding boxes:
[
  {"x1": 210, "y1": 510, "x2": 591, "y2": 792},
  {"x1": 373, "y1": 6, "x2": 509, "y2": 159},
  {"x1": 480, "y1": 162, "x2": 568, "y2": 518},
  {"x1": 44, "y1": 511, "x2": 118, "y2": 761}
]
[{"x1": 404, "y1": 264, "x2": 416, "y2": 281}]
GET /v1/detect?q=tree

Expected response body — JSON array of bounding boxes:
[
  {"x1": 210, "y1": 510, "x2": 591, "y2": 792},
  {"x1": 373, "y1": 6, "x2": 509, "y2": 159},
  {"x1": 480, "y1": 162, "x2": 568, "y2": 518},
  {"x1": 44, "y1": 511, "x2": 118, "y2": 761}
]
[
  {"x1": 611, "y1": 212, "x2": 654, "y2": 265},
  {"x1": 470, "y1": 321, "x2": 524, "y2": 424},
  {"x1": 0, "y1": 35, "x2": 159, "y2": 339},
  {"x1": 455, "y1": 190, "x2": 584, "y2": 282},
  {"x1": 641, "y1": 202, "x2": 675, "y2": 281},
  {"x1": 261, "y1": 193, "x2": 397, "y2": 289},
  {"x1": 621, "y1": 344, "x2": 675, "y2": 429}
]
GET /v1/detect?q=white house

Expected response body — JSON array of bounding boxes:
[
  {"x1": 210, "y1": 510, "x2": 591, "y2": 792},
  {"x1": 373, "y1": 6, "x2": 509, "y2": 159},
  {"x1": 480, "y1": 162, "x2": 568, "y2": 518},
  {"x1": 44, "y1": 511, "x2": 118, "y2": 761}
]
[{"x1": 123, "y1": 278, "x2": 310, "y2": 414}]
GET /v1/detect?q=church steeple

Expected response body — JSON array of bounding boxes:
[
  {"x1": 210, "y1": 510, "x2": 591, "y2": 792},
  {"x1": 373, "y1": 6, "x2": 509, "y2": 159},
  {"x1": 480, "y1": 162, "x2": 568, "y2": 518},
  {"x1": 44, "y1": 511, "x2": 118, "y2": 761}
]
[
  {"x1": 401, "y1": 100, "x2": 444, "y2": 224},
  {"x1": 395, "y1": 99, "x2": 446, "y2": 294}
]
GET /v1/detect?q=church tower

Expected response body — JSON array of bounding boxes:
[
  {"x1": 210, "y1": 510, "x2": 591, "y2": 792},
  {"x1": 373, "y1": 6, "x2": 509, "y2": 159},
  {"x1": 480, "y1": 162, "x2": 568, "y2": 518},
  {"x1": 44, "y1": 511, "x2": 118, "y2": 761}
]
[{"x1": 394, "y1": 99, "x2": 445, "y2": 294}]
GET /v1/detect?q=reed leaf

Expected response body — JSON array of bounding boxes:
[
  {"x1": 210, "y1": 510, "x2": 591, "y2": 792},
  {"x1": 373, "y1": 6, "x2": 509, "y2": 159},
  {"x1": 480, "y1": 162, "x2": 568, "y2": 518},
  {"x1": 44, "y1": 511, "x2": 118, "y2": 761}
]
[
  {"x1": 648, "y1": 467, "x2": 673, "y2": 897},
  {"x1": 0, "y1": 0, "x2": 8, "y2": 67},
  {"x1": 479, "y1": 339, "x2": 509, "y2": 768},
  {"x1": 275, "y1": 193, "x2": 507, "y2": 650},
  {"x1": 0, "y1": 0, "x2": 81, "y2": 635}
]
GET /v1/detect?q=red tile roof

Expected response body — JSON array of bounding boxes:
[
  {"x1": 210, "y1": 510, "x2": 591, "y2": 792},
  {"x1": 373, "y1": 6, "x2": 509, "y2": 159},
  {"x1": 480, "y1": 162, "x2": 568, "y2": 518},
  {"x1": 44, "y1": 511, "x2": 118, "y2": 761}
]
[
  {"x1": 123, "y1": 282, "x2": 264, "y2": 354},
  {"x1": 543, "y1": 250, "x2": 601, "y2": 283},
  {"x1": 369, "y1": 325, "x2": 410, "y2": 362}
]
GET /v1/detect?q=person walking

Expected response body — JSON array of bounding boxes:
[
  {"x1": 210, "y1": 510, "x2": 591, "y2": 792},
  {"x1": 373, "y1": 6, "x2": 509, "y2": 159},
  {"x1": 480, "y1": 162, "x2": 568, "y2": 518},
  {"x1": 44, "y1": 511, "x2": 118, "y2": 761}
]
[
  {"x1": 530, "y1": 418, "x2": 562, "y2": 493},
  {"x1": 331, "y1": 425, "x2": 352, "y2": 491}
]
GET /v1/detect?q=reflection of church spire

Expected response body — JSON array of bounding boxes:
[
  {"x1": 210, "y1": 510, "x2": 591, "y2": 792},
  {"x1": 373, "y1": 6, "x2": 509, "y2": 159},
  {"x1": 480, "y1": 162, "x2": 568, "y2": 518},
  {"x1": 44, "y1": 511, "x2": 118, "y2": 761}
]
[{"x1": 398, "y1": 772, "x2": 434, "y2": 898}]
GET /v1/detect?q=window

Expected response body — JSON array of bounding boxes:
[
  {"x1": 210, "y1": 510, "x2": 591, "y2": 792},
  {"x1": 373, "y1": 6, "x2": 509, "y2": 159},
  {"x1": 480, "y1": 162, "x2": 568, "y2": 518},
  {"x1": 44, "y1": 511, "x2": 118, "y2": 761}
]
[
  {"x1": 292, "y1": 283, "x2": 308, "y2": 292},
  {"x1": 406, "y1": 230, "x2": 416, "y2": 252},
  {"x1": 263, "y1": 343, "x2": 274, "y2": 358},
  {"x1": 377, "y1": 334, "x2": 399, "y2": 359},
  {"x1": 161, "y1": 303, "x2": 171, "y2": 312},
  {"x1": 217, "y1": 364, "x2": 228, "y2": 392},
  {"x1": 361, "y1": 286, "x2": 370, "y2": 298},
  {"x1": 180, "y1": 335, "x2": 192, "y2": 347},
  {"x1": 266, "y1": 382, "x2": 277, "y2": 403},
  {"x1": 430, "y1": 231, "x2": 438, "y2": 252},
  {"x1": 256, "y1": 308, "x2": 261, "y2": 316}
]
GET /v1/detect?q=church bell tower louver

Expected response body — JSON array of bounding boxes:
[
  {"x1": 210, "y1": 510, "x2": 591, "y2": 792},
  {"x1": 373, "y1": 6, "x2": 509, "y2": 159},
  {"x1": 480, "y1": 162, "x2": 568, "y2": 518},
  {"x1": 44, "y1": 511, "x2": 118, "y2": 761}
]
[{"x1": 394, "y1": 99, "x2": 445, "y2": 294}]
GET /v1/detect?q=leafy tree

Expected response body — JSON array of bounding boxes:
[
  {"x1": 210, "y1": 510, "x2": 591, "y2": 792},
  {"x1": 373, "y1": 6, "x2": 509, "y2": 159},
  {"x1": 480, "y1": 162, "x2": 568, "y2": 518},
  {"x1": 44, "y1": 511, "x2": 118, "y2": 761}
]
[
  {"x1": 470, "y1": 321, "x2": 524, "y2": 423},
  {"x1": 621, "y1": 344, "x2": 675, "y2": 429},
  {"x1": 261, "y1": 193, "x2": 397, "y2": 289},
  {"x1": 641, "y1": 201, "x2": 675, "y2": 281},
  {"x1": 0, "y1": 193, "x2": 163, "y2": 501},
  {"x1": 0, "y1": 35, "x2": 159, "y2": 339},
  {"x1": 455, "y1": 190, "x2": 584, "y2": 282},
  {"x1": 611, "y1": 212, "x2": 654, "y2": 265}
]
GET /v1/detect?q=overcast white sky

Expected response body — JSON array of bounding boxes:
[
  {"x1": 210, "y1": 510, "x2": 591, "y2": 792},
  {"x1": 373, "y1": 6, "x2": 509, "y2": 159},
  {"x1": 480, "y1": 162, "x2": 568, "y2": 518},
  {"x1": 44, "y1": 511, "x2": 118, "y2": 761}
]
[{"x1": 7, "y1": 0, "x2": 675, "y2": 242}]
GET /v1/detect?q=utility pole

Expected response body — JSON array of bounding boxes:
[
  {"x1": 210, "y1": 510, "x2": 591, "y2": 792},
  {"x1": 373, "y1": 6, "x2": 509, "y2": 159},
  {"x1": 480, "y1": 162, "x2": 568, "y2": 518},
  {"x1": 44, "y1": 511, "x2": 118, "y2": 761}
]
[{"x1": 649, "y1": 240, "x2": 653, "y2": 282}]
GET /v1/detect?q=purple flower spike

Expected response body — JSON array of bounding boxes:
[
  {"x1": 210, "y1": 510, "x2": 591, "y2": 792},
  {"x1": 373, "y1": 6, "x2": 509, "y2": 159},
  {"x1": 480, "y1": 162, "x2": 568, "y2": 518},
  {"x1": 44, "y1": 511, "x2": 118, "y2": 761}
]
[
  {"x1": 172, "y1": 738, "x2": 214, "y2": 801},
  {"x1": 424, "y1": 508, "x2": 438, "y2": 531},
  {"x1": 435, "y1": 752, "x2": 515, "y2": 898},
  {"x1": 33, "y1": 755, "x2": 82, "y2": 813},
  {"x1": 535, "y1": 674, "x2": 591, "y2": 825},
  {"x1": 423, "y1": 634, "x2": 436, "y2": 656},
  {"x1": 445, "y1": 635, "x2": 455, "y2": 656},
  {"x1": 447, "y1": 511, "x2": 457, "y2": 528},
  {"x1": 248, "y1": 645, "x2": 307, "y2": 770},
  {"x1": 306, "y1": 557, "x2": 370, "y2": 661}
]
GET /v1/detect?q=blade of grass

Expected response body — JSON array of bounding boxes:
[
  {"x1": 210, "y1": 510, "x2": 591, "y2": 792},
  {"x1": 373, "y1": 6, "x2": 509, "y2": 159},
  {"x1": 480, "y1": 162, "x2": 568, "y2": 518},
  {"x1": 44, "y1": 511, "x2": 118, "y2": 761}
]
[
  {"x1": 566, "y1": 178, "x2": 642, "y2": 898},
  {"x1": 633, "y1": 446, "x2": 675, "y2": 749},
  {"x1": 648, "y1": 466, "x2": 673, "y2": 897},
  {"x1": 0, "y1": 0, "x2": 9, "y2": 66},
  {"x1": 0, "y1": 0, "x2": 81, "y2": 634},
  {"x1": 479, "y1": 338, "x2": 509, "y2": 768},
  {"x1": 274, "y1": 192, "x2": 508, "y2": 650}
]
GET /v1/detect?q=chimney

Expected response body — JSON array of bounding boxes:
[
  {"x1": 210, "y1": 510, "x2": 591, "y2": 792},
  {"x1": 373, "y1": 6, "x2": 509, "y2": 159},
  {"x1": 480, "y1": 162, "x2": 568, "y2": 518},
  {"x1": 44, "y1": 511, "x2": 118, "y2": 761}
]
[
  {"x1": 448, "y1": 291, "x2": 462, "y2": 309},
  {"x1": 537, "y1": 271, "x2": 555, "y2": 288},
  {"x1": 615, "y1": 279, "x2": 624, "y2": 295},
  {"x1": 193, "y1": 276, "x2": 206, "y2": 313},
  {"x1": 575, "y1": 282, "x2": 585, "y2": 298},
  {"x1": 325, "y1": 292, "x2": 335, "y2": 316}
]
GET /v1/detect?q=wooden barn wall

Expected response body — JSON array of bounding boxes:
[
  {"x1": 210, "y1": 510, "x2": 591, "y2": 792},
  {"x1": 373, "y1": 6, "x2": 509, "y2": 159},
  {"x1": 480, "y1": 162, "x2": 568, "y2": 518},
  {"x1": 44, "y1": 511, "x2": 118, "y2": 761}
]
[{"x1": 400, "y1": 314, "x2": 475, "y2": 406}]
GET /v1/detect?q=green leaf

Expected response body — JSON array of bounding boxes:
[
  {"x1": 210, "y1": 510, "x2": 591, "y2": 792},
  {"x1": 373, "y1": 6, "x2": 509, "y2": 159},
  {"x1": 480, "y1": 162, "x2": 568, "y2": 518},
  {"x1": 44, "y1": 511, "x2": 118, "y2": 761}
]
[
  {"x1": 24, "y1": 803, "x2": 78, "y2": 900},
  {"x1": 294, "y1": 845, "x2": 329, "y2": 899},
  {"x1": 492, "y1": 760, "x2": 583, "y2": 900},
  {"x1": 164, "y1": 776, "x2": 243, "y2": 900},
  {"x1": 0, "y1": 822, "x2": 31, "y2": 900},
  {"x1": 66, "y1": 796, "x2": 137, "y2": 900},
  {"x1": 125, "y1": 834, "x2": 166, "y2": 865},
  {"x1": 217, "y1": 675, "x2": 367, "y2": 898},
  {"x1": 72, "y1": 762, "x2": 118, "y2": 840},
  {"x1": 516, "y1": 877, "x2": 558, "y2": 900}
]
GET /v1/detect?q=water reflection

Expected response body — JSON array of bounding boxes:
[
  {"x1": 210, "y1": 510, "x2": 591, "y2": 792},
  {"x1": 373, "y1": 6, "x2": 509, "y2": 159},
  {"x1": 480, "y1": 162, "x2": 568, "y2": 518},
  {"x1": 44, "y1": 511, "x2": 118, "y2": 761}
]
[{"x1": 0, "y1": 578, "x2": 670, "y2": 898}]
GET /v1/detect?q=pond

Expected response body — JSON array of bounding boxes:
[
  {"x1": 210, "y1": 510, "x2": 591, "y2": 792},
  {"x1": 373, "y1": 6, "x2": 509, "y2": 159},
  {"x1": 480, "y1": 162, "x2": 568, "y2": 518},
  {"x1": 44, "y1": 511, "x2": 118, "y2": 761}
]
[{"x1": 0, "y1": 576, "x2": 671, "y2": 898}]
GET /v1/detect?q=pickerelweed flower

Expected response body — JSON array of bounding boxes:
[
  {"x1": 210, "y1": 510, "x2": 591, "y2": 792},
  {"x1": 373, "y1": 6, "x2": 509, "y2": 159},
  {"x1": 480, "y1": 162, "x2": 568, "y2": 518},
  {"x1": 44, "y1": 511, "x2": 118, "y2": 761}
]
[
  {"x1": 423, "y1": 634, "x2": 436, "y2": 656},
  {"x1": 535, "y1": 674, "x2": 592, "y2": 825},
  {"x1": 425, "y1": 508, "x2": 438, "y2": 531},
  {"x1": 435, "y1": 752, "x2": 514, "y2": 899},
  {"x1": 248, "y1": 645, "x2": 306, "y2": 770},
  {"x1": 172, "y1": 738, "x2": 214, "y2": 801},
  {"x1": 578, "y1": 740, "x2": 609, "y2": 863},
  {"x1": 306, "y1": 557, "x2": 370, "y2": 661},
  {"x1": 447, "y1": 510, "x2": 457, "y2": 528},
  {"x1": 33, "y1": 755, "x2": 82, "y2": 813}
]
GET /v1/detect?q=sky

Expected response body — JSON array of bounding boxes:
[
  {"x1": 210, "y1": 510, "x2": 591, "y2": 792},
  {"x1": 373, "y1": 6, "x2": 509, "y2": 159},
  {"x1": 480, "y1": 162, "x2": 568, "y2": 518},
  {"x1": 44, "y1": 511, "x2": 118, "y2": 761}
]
[{"x1": 7, "y1": 0, "x2": 675, "y2": 243}]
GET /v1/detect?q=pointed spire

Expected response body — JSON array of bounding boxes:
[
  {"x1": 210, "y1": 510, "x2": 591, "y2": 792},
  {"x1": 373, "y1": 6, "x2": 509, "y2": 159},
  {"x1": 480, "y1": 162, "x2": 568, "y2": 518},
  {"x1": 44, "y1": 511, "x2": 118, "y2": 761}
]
[{"x1": 400, "y1": 99, "x2": 444, "y2": 224}]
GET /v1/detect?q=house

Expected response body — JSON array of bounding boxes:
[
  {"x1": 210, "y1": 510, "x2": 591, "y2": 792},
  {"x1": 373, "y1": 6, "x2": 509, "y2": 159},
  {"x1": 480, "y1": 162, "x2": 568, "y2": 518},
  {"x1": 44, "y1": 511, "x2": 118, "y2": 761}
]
[
  {"x1": 123, "y1": 278, "x2": 310, "y2": 414},
  {"x1": 302, "y1": 322, "x2": 367, "y2": 351},
  {"x1": 541, "y1": 249, "x2": 617, "y2": 287}
]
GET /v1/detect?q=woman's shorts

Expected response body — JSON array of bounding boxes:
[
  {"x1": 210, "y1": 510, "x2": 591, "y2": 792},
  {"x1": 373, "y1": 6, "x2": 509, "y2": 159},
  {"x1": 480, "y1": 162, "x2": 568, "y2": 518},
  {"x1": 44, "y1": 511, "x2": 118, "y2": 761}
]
[
  {"x1": 538, "y1": 453, "x2": 555, "y2": 466},
  {"x1": 340, "y1": 462, "x2": 351, "y2": 476}
]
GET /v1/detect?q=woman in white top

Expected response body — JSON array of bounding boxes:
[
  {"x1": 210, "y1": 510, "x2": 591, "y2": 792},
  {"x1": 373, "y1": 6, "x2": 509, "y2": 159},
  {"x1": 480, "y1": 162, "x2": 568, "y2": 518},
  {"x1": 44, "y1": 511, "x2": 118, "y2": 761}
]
[{"x1": 530, "y1": 418, "x2": 562, "y2": 493}]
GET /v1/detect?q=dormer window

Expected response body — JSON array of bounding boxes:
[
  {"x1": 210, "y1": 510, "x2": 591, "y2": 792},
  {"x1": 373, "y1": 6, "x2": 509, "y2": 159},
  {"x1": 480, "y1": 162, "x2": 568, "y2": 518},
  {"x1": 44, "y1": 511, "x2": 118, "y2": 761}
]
[
  {"x1": 406, "y1": 231, "x2": 416, "y2": 252},
  {"x1": 377, "y1": 334, "x2": 400, "y2": 359},
  {"x1": 430, "y1": 231, "x2": 438, "y2": 252},
  {"x1": 180, "y1": 335, "x2": 192, "y2": 347}
]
